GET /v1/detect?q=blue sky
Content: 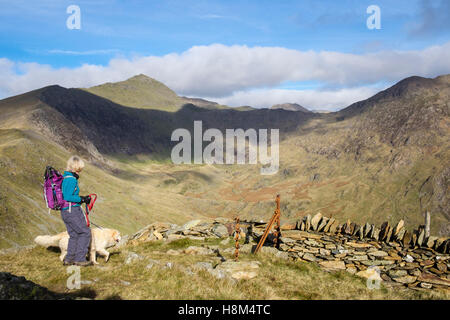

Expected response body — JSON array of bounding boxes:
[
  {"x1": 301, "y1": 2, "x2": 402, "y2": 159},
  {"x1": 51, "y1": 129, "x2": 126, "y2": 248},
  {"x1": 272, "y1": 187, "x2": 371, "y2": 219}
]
[{"x1": 0, "y1": 0, "x2": 449, "y2": 110}]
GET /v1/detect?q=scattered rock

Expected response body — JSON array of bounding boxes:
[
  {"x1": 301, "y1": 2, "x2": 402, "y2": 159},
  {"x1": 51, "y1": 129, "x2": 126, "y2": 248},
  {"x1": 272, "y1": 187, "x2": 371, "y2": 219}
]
[
  {"x1": 392, "y1": 275, "x2": 417, "y2": 284},
  {"x1": 215, "y1": 261, "x2": 260, "y2": 280},
  {"x1": 319, "y1": 260, "x2": 346, "y2": 271},
  {"x1": 182, "y1": 220, "x2": 202, "y2": 230},
  {"x1": 183, "y1": 246, "x2": 214, "y2": 255},
  {"x1": 420, "y1": 282, "x2": 433, "y2": 289},
  {"x1": 125, "y1": 252, "x2": 144, "y2": 264},
  {"x1": 194, "y1": 262, "x2": 214, "y2": 271},
  {"x1": 212, "y1": 224, "x2": 229, "y2": 238},
  {"x1": 388, "y1": 269, "x2": 408, "y2": 278},
  {"x1": 368, "y1": 250, "x2": 388, "y2": 258},
  {"x1": 166, "y1": 249, "x2": 181, "y2": 255},
  {"x1": 302, "y1": 253, "x2": 317, "y2": 262}
]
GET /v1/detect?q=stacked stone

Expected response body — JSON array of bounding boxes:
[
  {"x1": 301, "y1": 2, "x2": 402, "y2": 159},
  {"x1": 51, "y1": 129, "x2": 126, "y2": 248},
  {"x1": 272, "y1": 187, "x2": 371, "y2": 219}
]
[
  {"x1": 291, "y1": 213, "x2": 450, "y2": 254},
  {"x1": 123, "y1": 216, "x2": 449, "y2": 291},
  {"x1": 126, "y1": 218, "x2": 247, "y2": 246}
]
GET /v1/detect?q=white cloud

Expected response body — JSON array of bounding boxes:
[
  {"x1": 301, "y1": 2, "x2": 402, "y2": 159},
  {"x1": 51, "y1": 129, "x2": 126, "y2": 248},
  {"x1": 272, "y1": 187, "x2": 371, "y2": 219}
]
[
  {"x1": 206, "y1": 86, "x2": 383, "y2": 111},
  {"x1": 47, "y1": 49, "x2": 120, "y2": 55},
  {"x1": 0, "y1": 42, "x2": 450, "y2": 108}
]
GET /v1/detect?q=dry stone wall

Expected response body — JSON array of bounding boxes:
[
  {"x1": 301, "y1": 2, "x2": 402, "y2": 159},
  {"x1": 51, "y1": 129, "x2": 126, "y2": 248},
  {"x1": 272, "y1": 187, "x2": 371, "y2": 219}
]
[{"x1": 125, "y1": 215, "x2": 450, "y2": 291}]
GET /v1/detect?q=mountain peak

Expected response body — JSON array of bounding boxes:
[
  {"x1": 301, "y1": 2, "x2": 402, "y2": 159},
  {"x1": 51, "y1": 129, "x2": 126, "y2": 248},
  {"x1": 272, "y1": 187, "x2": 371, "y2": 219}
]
[
  {"x1": 127, "y1": 74, "x2": 156, "y2": 82},
  {"x1": 270, "y1": 103, "x2": 310, "y2": 112}
]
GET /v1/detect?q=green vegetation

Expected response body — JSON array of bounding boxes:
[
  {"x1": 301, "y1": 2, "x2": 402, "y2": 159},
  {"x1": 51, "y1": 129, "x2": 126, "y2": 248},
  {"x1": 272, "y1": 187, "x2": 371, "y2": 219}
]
[
  {"x1": 0, "y1": 74, "x2": 448, "y2": 250},
  {"x1": 84, "y1": 74, "x2": 229, "y2": 112},
  {"x1": 1, "y1": 237, "x2": 447, "y2": 300}
]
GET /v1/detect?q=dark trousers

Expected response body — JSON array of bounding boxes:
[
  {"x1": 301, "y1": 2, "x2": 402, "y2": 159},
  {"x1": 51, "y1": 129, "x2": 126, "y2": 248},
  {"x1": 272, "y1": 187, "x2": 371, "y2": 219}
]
[{"x1": 61, "y1": 206, "x2": 91, "y2": 262}]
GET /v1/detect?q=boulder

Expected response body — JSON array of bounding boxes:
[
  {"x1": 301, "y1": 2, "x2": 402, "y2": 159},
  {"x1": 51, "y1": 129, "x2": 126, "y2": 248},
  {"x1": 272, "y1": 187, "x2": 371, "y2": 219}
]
[
  {"x1": 363, "y1": 223, "x2": 372, "y2": 238},
  {"x1": 323, "y1": 218, "x2": 336, "y2": 233},
  {"x1": 317, "y1": 217, "x2": 329, "y2": 232},
  {"x1": 349, "y1": 223, "x2": 357, "y2": 235},
  {"x1": 167, "y1": 234, "x2": 185, "y2": 241},
  {"x1": 379, "y1": 222, "x2": 390, "y2": 241},
  {"x1": 402, "y1": 231, "x2": 411, "y2": 247},
  {"x1": 193, "y1": 262, "x2": 214, "y2": 271},
  {"x1": 166, "y1": 249, "x2": 181, "y2": 255},
  {"x1": 328, "y1": 220, "x2": 339, "y2": 234},
  {"x1": 411, "y1": 233, "x2": 417, "y2": 247},
  {"x1": 310, "y1": 213, "x2": 323, "y2": 231},
  {"x1": 368, "y1": 250, "x2": 388, "y2": 258},
  {"x1": 281, "y1": 223, "x2": 296, "y2": 230},
  {"x1": 212, "y1": 224, "x2": 229, "y2": 238},
  {"x1": 182, "y1": 219, "x2": 202, "y2": 230},
  {"x1": 260, "y1": 246, "x2": 289, "y2": 260},
  {"x1": 319, "y1": 260, "x2": 346, "y2": 271},
  {"x1": 403, "y1": 254, "x2": 414, "y2": 263},
  {"x1": 299, "y1": 221, "x2": 305, "y2": 231},
  {"x1": 125, "y1": 252, "x2": 144, "y2": 264},
  {"x1": 372, "y1": 228, "x2": 380, "y2": 241},
  {"x1": 388, "y1": 269, "x2": 408, "y2": 278},
  {"x1": 357, "y1": 225, "x2": 364, "y2": 240},
  {"x1": 426, "y1": 236, "x2": 438, "y2": 249},
  {"x1": 346, "y1": 242, "x2": 372, "y2": 249},
  {"x1": 385, "y1": 227, "x2": 393, "y2": 243},
  {"x1": 305, "y1": 214, "x2": 312, "y2": 231},
  {"x1": 418, "y1": 272, "x2": 450, "y2": 287},
  {"x1": 395, "y1": 228, "x2": 406, "y2": 242},
  {"x1": 343, "y1": 220, "x2": 352, "y2": 235},
  {"x1": 302, "y1": 253, "x2": 317, "y2": 262},
  {"x1": 417, "y1": 229, "x2": 425, "y2": 247},
  {"x1": 368, "y1": 224, "x2": 376, "y2": 238},
  {"x1": 183, "y1": 246, "x2": 214, "y2": 255},
  {"x1": 153, "y1": 231, "x2": 163, "y2": 240},
  {"x1": 393, "y1": 275, "x2": 417, "y2": 284},
  {"x1": 215, "y1": 261, "x2": 260, "y2": 280},
  {"x1": 394, "y1": 220, "x2": 404, "y2": 236}
]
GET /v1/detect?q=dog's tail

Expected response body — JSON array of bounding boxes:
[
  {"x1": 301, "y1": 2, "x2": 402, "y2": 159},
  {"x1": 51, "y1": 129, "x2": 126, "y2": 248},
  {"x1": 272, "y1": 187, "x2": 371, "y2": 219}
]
[{"x1": 34, "y1": 233, "x2": 64, "y2": 248}]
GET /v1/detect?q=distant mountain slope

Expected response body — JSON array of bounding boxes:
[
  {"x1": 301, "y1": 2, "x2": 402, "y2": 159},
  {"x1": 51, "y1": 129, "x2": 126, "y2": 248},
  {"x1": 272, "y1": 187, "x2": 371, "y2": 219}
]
[
  {"x1": 270, "y1": 103, "x2": 311, "y2": 112},
  {"x1": 0, "y1": 74, "x2": 448, "y2": 249},
  {"x1": 85, "y1": 74, "x2": 229, "y2": 112}
]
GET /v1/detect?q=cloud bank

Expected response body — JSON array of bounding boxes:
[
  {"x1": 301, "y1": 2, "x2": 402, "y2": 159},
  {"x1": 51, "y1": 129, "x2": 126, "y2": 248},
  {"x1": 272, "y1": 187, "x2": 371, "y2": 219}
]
[{"x1": 1, "y1": 42, "x2": 449, "y2": 109}]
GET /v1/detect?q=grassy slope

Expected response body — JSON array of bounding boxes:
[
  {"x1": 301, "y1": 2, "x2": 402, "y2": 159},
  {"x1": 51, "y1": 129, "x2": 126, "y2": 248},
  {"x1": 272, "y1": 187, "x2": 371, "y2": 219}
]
[
  {"x1": 0, "y1": 75, "x2": 448, "y2": 248},
  {"x1": 84, "y1": 74, "x2": 230, "y2": 112},
  {"x1": 0, "y1": 129, "x2": 222, "y2": 248},
  {"x1": 0, "y1": 237, "x2": 447, "y2": 300}
]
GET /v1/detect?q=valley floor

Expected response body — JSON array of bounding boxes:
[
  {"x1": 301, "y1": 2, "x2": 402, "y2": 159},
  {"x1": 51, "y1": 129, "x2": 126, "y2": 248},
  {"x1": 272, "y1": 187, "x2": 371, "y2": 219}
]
[{"x1": 0, "y1": 237, "x2": 448, "y2": 300}]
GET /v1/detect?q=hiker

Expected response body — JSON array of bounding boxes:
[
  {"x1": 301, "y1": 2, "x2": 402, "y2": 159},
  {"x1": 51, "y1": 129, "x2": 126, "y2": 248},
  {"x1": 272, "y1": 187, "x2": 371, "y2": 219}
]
[{"x1": 60, "y1": 156, "x2": 92, "y2": 266}]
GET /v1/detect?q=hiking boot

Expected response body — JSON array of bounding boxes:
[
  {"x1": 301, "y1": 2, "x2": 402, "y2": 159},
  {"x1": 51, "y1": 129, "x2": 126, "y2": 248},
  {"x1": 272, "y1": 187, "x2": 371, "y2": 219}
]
[
  {"x1": 74, "y1": 261, "x2": 93, "y2": 267},
  {"x1": 63, "y1": 260, "x2": 74, "y2": 266}
]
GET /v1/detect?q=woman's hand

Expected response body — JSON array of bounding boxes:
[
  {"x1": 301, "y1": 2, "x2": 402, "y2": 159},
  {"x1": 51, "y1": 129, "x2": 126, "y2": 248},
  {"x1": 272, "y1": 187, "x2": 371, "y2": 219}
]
[{"x1": 80, "y1": 195, "x2": 91, "y2": 205}]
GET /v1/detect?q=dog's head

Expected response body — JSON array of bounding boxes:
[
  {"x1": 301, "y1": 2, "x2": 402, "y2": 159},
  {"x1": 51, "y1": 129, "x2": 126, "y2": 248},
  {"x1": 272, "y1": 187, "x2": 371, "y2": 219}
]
[{"x1": 111, "y1": 229, "x2": 121, "y2": 244}]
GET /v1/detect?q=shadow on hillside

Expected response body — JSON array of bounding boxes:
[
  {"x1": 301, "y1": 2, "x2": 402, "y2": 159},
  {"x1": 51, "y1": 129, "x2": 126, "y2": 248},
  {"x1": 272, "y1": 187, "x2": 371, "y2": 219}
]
[
  {"x1": 38, "y1": 86, "x2": 319, "y2": 160},
  {"x1": 0, "y1": 271, "x2": 107, "y2": 300}
]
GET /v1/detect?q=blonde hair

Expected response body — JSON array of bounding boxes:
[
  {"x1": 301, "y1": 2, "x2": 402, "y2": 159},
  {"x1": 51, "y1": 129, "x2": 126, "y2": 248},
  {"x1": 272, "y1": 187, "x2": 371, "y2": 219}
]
[{"x1": 66, "y1": 156, "x2": 85, "y2": 173}]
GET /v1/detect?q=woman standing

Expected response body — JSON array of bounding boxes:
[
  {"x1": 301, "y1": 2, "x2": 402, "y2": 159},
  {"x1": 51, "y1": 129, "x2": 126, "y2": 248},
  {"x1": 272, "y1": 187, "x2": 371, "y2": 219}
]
[{"x1": 61, "y1": 156, "x2": 92, "y2": 266}]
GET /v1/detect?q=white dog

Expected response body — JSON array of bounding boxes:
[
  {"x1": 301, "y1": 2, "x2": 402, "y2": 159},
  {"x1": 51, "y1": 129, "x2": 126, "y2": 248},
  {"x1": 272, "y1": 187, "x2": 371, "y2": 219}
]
[{"x1": 34, "y1": 228, "x2": 121, "y2": 264}]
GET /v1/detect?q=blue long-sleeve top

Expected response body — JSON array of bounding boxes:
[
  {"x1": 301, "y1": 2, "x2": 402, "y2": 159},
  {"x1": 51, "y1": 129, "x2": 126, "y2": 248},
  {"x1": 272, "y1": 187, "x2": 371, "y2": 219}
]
[{"x1": 61, "y1": 171, "x2": 81, "y2": 210}]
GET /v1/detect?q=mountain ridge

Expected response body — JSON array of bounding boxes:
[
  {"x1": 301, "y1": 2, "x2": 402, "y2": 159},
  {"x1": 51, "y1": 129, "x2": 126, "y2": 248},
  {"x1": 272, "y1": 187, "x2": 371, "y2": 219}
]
[{"x1": 0, "y1": 73, "x2": 448, "y2": 248}]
